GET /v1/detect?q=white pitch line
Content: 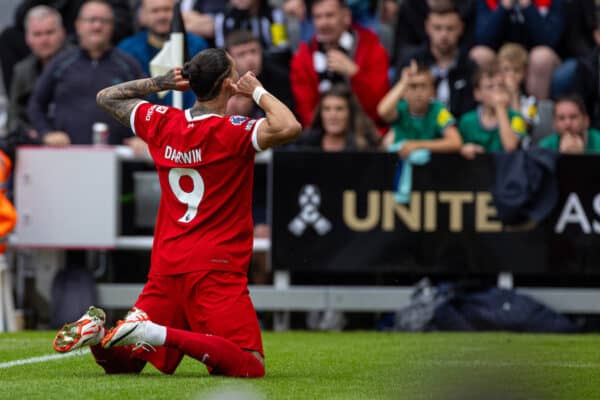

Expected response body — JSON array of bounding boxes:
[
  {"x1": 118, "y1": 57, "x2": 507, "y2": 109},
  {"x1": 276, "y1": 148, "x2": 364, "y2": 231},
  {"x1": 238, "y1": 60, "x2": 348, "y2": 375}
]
[{"x1": 0, "y1": 349, "x2": 90, "y2": 369}]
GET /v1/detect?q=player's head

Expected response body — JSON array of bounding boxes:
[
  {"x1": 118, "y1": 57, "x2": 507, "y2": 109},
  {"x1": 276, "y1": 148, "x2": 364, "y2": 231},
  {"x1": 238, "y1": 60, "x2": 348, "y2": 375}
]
[{"x1": 182, "y1": 48, "x2": 239, "y2": 102}]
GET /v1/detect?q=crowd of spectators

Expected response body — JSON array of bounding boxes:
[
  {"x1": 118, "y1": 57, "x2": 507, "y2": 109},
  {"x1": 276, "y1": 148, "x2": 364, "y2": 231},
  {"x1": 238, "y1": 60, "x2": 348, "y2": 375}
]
[{"x1": 0, "y1": 0, "x2": 597, "y2": 159}]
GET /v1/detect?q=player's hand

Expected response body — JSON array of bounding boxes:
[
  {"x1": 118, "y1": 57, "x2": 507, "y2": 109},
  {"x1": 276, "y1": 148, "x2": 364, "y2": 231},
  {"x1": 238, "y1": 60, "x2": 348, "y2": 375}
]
[
  {"x1": 43, "y1": 131, "x2": 70, "y2": 146},
  {"x1": 460, "y1": 143, "x2": 485, "y2": 159},
  {"x1": 327, "y1": 49, "x2": 358, "y2": 77},
  {"x1": 232, "y1": 71, "x2": 262, "y2": 97},
  {"x1": 156, "y1": 68, "x2": 190, "y2": 91}
]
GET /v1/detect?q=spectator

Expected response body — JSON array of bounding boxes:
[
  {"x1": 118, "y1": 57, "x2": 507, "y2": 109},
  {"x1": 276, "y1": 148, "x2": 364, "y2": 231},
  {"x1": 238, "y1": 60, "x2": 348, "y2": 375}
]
[
  {"x1": 7, "y1": 5, "x2": 67, "y2": 134},
  {"x1": 377, "y1": 61, "x2": 462, "y2": 159},
  {"x1": 213, "y1": 0, "x2": 290, "y2": 64},
  {"x1": 0, "y1": 3, "x2": 31, "y2": 94},
  {"x1": 225, "y1": 30, "x2": 294, "y2": 118},
  {"x1": 538, "y1": 95, "x2": 600, "y2": 154},
  {"x1": 297, "y1": 83, "x2": 380, "y2": 151},
  {"x1": 180, "y1": 0, "x2": 226, "y2": 41},
  {"x1": 119, "y1": 0, "x2": 208, "y2": 109},
  {"x1": 574, "y1": 1, "x2": 600, "y2": 130},
  {"x1": 459, "y1": 63, "x2": 527, "y2": 158},
  {"x1": 392, "y1": 0, "x2": 477, "y2": 69},
  {"x1": 557, "y1": 0, "x2": 596, "y2": 59},
  {"x1": 282, "y1": 0, "x2": 314, "y2": 51},
  {"x1": 471, "y1": 0, "x2": 566, "y2": 100},
  {"x1": 28, "y1": 0, "x2": 144, "y2": 147},
  {"x1": 0, "y1": 0, "x2": 133, "y2": 93},
  {"x1": 398, "y1": 3, "x2": 477, "y2": 119},
  {"x1": 497, "y1": 42, "x2": 538, "y2": 131},
  {"x1": 290, "y1": 0, "x2": 389, "y2": 132}
]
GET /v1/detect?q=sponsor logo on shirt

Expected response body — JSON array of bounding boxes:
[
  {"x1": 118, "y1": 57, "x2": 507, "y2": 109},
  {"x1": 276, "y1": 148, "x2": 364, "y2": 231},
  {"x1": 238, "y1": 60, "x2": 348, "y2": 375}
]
[
  {"x1": 245, "y1": 119, "x2": 257, "y2": 131},
  {"x1": 155, "y1": 105, "x2": 168, "y2": 114},
  {"x1": 145, "y1": 105, "x2": 157, "y2": 121}
]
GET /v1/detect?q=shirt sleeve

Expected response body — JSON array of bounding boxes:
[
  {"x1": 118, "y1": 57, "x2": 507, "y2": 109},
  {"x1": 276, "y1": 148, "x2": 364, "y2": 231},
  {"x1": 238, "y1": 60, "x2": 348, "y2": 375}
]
[
  {"x1": 131, "y1": 102, "x2": 174, "y2": 145},
  {"x1": 219, "y1": 115, "x2": 266, "y2": 157},
  {"x1": 436, "y1": 106, "x2": 456, "y2": 132},
  {"x1": 510, "y1": 114, "x2": 527, "y2": 137}
]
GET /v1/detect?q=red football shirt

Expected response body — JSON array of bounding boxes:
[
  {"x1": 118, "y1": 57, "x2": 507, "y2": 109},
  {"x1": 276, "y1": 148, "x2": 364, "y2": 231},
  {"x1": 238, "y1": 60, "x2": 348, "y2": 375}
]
[{"x1": 131, "y1": 101, "x2": 264, "y2": 276}]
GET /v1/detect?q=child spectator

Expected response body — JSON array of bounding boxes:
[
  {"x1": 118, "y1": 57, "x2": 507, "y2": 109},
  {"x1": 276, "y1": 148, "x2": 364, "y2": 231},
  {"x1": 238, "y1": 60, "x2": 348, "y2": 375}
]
[
  {"x1": 377, "y1": 60, "x2": 463, "y2": 159},
  {"x1": 459, "y1": 63, "x2": 528, "y2": 158},
  {"x1": 498, "y1": 43, "x2": 539, "y2": 131},
  {"x1": 471, "y1": 0, "x2": 567, "y2": 100},
  {"x1": 538, "y1": 95, "x2": 600, "y2": 153}
]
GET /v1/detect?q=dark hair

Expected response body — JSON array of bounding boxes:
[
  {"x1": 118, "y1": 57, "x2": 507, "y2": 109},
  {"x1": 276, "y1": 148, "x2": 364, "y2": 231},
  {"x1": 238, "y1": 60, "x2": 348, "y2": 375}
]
[
  {"x1": 309, "y1": 84, "x2": 380, "y2": 151},
  {"x1": 78, "y1": 0, "x2": 113, "y2": 17},
  {"x1": 225, "y1": 30, "x2": 260, "y2": 51},
  {"x1": 428, "y1": 0, "x2": 460, "y2": 16},
  {"x1": 472, "y1": 62, "x2": 501, "y2": 88},
  {"x1": 182, "y1": 48, "x2": 232, "y2": 102},
  {"x1": 554, "y1": 94, "x2": 588, "y2": 116},
  {"x1": 413, "y1": 62, "x2": 434, "y2": 77},
  {"x1": 311, "y1": 0, "x2": 347, "y2": 10}
]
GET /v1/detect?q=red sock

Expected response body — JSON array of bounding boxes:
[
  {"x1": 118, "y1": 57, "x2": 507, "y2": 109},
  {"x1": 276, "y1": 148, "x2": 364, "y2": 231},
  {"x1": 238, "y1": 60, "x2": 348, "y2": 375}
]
[
  {"x1": 164, "y1": 327, "x2": 265, "y2": 378},
  {"x1": 90, "y1": 344, "x2": 145, "y2": 374}
]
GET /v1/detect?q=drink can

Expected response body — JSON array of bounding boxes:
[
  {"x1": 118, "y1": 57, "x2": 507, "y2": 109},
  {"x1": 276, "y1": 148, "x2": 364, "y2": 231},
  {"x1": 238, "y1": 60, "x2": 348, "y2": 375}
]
[{"x1": 92, "y1": 122, "x2": 109, "y2": 145}]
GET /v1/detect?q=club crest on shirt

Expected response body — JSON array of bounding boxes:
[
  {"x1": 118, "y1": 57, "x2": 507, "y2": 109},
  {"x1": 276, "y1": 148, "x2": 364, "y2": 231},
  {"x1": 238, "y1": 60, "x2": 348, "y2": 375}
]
[{"x1": 229, "y1": 115, "x2": 247, "y2": 126}]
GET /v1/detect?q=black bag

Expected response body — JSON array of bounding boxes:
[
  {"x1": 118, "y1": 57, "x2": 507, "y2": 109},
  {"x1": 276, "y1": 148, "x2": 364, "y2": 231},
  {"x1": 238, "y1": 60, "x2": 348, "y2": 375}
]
[
  {"x1": 433, "y1": 287, "x2": 578, "y2": 333},
  {"x1": 394, "y1": 280, "x2": 579, "y2": 333},
  {"x1": 50, "y1": 267, "x2": 97, "y2": 329}
]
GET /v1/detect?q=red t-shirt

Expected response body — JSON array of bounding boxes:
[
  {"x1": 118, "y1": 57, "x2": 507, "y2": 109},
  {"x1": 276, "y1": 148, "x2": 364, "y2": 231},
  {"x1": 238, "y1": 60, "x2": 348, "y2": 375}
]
[{"x1": 131, "y1": 101, "x2": 265, "y2": 276}]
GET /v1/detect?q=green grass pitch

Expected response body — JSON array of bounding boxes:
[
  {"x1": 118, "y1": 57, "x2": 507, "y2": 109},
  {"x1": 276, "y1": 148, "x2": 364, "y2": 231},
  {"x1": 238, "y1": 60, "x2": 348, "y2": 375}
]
[{"x1": 2, "y1": 331, "x2": 600, "y2": 399}]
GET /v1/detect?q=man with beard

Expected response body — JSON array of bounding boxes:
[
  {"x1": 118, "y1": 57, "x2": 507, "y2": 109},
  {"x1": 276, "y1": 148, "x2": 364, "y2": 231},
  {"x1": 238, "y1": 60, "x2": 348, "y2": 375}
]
[{"x1": 398, "y1": 3, "x2": 476, "y2": 119}]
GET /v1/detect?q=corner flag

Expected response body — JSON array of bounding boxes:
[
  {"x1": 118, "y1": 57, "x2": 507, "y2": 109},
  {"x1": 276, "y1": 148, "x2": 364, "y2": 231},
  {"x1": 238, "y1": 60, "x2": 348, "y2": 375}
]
[{"x1": 149, "y1": 0, "x2": 189, "y2": 109}]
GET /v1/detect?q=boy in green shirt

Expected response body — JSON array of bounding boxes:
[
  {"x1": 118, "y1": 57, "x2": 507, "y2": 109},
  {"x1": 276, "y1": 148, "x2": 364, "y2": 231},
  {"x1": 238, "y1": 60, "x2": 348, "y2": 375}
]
[
  {"x1": 538, "y1": 95, "x2": 600, "y2": 154},
  {"x1": 459, "y1": 63, "x2": 527, "y2": 159},
  {"x1": 377, "y1": 60, "x2": 462, "y2": 158}
]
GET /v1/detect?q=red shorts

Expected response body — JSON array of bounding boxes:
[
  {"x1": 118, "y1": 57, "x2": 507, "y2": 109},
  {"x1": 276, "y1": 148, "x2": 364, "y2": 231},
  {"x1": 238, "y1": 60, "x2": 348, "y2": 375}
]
[{"x1": 132, "y1": 270, "x2": 263, "y2": 373}]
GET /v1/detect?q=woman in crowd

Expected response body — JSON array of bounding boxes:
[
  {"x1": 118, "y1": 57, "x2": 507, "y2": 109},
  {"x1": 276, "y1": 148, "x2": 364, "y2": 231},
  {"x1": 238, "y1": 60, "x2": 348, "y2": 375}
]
[{"x1": 297, "y1": 83, "x2": 380, "y2": 151}]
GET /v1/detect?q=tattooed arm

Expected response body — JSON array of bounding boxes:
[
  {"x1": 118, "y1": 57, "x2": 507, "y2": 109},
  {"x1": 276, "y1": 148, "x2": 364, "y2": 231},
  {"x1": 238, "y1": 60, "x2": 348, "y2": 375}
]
[{"x1": 96, "y1": 68, "x2": 190, "y2": 127}]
